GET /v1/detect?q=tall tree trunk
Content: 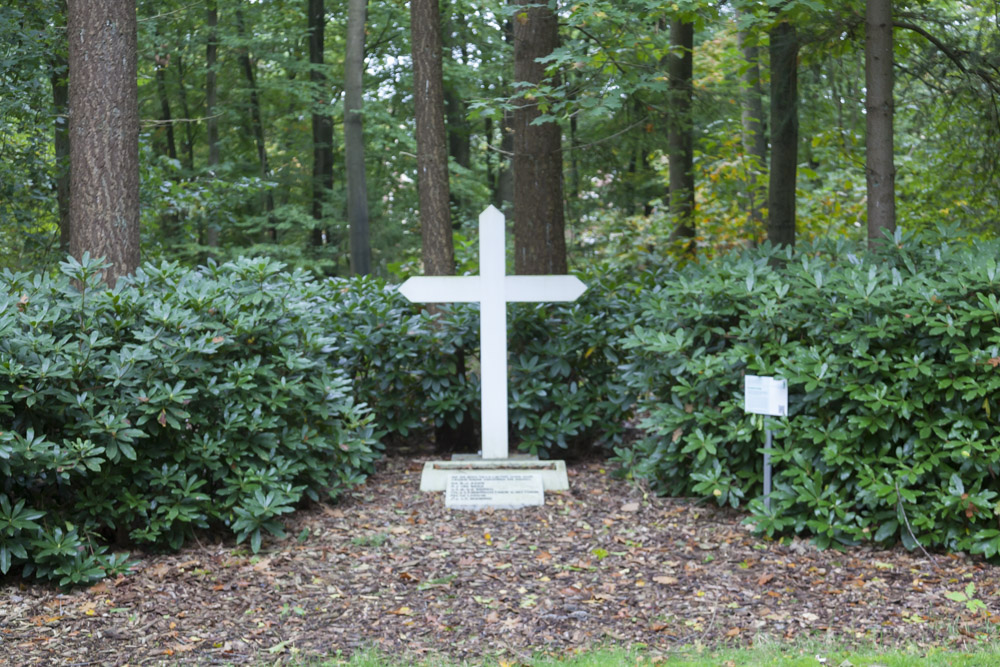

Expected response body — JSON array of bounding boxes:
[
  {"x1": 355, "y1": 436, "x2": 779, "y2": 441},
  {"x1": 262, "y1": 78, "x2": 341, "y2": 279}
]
[
  {"x1": 410, "y1": 0, "x2": 455, "y2": 275},
  {"x1": 235, "y1": 6, "x2": 276, "y2": 242},
  {"x1": 496, "y1": 107, "x2": 514, "y2": 213},
  {"x1": 738, "y1": 21, "x2": 767, "y2": 241},
  {"x1": 345, "y1": 0, "x2": 371, "y2": 275},
  {"x1": 174, "y1": 45, "x2": 195, "y2": 171},
  {"x1": 205, "y1": 0, "x2": 220, "y2": 247},
  {"x1": 667, "y1": 18, "x2": 695, "y2": 249},
  {"x1": 50, "y1": 3, "x2": 70, "y2": 255},
  {"x1": 67, "y1": 0, "x2": 140, "y2": 287},
  {"x1": 866, "y1": 0, "x2": 896, "y2": 247},
  {"x1": 512, "y1": 0, "x2": 567, "y2": 275},
  {"x1": 493, "y1": 16, "x2": 514, "y2": 215},
  {"x1": 309, "y1": 0, "x2": 334, "y2": 248},
  {"x1": 767, "y1": 19, "x2": 798, "y2": 248},
  {"x1": 153, "y1": 33, "x2": 177, "y2": 161}
]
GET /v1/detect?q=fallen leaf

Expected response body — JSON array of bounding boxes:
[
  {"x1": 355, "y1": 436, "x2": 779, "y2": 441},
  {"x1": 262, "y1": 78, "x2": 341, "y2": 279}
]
[
  {"x1": 725, "y1": 627, "x2": 741, "y2": 637},
  {"x1": 148, "y1": 563, "x2": 171, "y2": 578},
  {"x1": 621, "y1": 502, "x2": 640, "y2": 513},
  {"x1": 758, "y1": 573, "x2": 774, "y2": 586},
  {"x1": 653, "y1": 576, "x2": 679, "y2": 585},
  {"x1": 536, "y1": 550, "x2": 552, "y2": 561},
  {"x1": 388, "y1": 606, "x2": 413, "y2": 616}
]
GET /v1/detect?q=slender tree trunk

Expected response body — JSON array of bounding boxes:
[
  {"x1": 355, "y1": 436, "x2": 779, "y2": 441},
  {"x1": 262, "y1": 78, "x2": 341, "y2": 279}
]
[
  {"x1": 738, "y1": 21, "x2": 767, "y2": 241},
  {"x1": 512, "y1": 0, "x2": 567, "y2": 275},
  {"x1": 235, "y1": 6, "x2": 276, "y2": 241},
  {"x1": 345, "y1": 0, "x2": 371, "y2": 275},
  {"x1": 667, "y1": 18, "x2": 695, "y2": 249},
  {"x1": 309, "y1": 0, "x2": 334, "y2": 248},
  {"x1": 50, "y1": 25, "x2": 71, "y2": 255},
  {"x1": 67, "y1": 0, "x2": 140, "y2": 286},
  {"x1": 866, "y1": 0, "x2": 896, "y2": 247},
  {"x1": 174, "y1": 45, "x2": 195, "y2": 171},
  {"x1": 153, "y1": 35, "x2": 177, "y2": 160},
  {"x1": 410, "y1": 0, "x2": 455, "y2": 275},
  {"x1": 493, "y1": 16, "x2": 514, "y2": 215},
  {"x1": 205, "y1": 0, "x2": 220, "y2": 247},
  {"x1": 496, "y1": 107, "x2": 514, "y2": 213},
  {"x1": 767, "y1": 19, "x2": 798, "y2": 248}
]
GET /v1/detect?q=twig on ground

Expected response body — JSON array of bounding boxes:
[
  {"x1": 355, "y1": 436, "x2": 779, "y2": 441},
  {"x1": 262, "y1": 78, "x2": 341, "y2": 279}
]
[{"x1": 895, "y1": 480, "x2": 938, "y2": 567}]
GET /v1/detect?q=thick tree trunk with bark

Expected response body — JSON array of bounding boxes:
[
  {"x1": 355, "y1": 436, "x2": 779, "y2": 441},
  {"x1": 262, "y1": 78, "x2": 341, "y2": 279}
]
[
  {"x1": 667, "y1": 19, "x2": 695, "y2": 249},
  {"x1": 410, "y1": 0, "x2": 455, "y2": 275},
  {"x1": 309, "y1": 0, "x2": 334, "y2": 248},
  {"x1": 866, "y1": 0, "x2": 896, "y2": 247},
  {"x1": 767, "y1": 19, "x2": 798, "y2": 248},
  {"x1": 345, "y1": 0, "x2": 371, "y2": 275},
  {"x1": 512, "y1": 0, "x2": 567, "y2": 275},
  {"x1": 205, "y1": 0, "x2": 220, "y2": 247},
  {"x1": 738, "y1": 22, "x2": 767, "y2": 240},
  {"x1": 67, "y1": 0, "x2": 140, "y2": 286}
]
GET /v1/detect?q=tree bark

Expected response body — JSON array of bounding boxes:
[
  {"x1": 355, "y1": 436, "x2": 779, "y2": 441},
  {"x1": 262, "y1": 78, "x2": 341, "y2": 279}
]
[
  {"x1": 512, "y1": 0, "x2": 567, "y2": 275},
  {"x1": 67, "y1": 0, "x2": 140, "y2": 286},
  {"x1": 410, "y1": 0, "x2": 455, "y2": 276},
  {"x1": 866, "y1": 0, "x2": 896, "y2": 247},
  {"x1": 667, "y1": 18, "x2": 695, "y2": 249},
  {"x1": 309, "y1": 0, "x2": 334, "y2": 248},
  {"x1": 767, "y1": 19, "x2": 798, "y2": 248},
  {"x1": 738, "y1": 21, "x2": 767, "y2": 240},
  {"x1": 345, "y1": 0, "x2": 371, "y2": 275},
  {"x1": 235, "y1": 6, "x2": 276, "y2": 241},
  {"x1": 205, "y1": 0, "x2": 220, "y2": 247}
]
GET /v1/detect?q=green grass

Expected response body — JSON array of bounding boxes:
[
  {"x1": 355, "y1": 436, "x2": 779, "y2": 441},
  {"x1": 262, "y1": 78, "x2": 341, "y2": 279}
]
[{"x1": 308, "y1": 639, "x2": 1000, "y2": 667}]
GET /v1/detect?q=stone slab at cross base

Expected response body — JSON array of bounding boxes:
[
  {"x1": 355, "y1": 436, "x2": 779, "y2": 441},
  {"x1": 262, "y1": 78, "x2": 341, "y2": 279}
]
[{"x1": 419, "y1": 459, "x2": 569, "y2": 492}]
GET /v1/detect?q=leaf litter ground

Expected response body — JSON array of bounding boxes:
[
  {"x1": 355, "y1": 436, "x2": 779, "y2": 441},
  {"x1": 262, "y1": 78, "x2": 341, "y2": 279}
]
[{"x1": 2, "y1": 456, "x2": 998, "y2": 665}]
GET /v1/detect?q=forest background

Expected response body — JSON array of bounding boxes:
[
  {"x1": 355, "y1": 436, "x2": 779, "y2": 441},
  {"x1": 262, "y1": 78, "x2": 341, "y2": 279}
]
[{"x1": 2, "y1": 0, "x2": 998, "y2": 279}]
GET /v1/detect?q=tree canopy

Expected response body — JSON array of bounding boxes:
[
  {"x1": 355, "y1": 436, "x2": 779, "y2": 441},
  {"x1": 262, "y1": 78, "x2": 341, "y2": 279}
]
[{"x1": 1, "y1": 0, "x2": 997, "y2": 276}]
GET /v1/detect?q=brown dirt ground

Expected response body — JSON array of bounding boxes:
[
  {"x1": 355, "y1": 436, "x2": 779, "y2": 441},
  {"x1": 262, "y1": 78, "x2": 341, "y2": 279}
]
[{"x1": 1, "y1": 456, "x2": 999, "y2": 665}]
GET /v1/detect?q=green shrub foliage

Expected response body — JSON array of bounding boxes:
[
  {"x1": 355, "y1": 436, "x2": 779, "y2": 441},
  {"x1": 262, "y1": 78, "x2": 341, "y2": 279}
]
[
  {"x1": 618, "y1": 233, "x2": 1000, "y2": 557},
  {"x1": 325, "y1": 268, "x2": 640, "y2": 457},
  {"x1": 0, "y1": 255, "x2": 380, "y2": 584},
  {"x1": 1, "y1": 256, "x2": 637, "y2": 584}
]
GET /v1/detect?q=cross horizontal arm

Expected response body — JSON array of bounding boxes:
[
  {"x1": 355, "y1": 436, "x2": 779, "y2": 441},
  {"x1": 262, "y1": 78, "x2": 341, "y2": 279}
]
[
  {"x1": 504, "y1": 275, "x2": 587, "y2": 303},
  {"x1": 398, "y1": 276, "x2": 481, "y2": 303}
]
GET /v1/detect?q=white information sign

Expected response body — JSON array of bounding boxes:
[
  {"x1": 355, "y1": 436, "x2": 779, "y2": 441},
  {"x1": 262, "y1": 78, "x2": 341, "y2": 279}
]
[
  {"x1": 744, "y1": 375, "x2": 788, "y2": 417},
  {"x1": 445, "y1": 473, "x2": 545, "y2": 510},
  {"x1": 399, "y1": 206, "x2": 587, "y2": 460}
]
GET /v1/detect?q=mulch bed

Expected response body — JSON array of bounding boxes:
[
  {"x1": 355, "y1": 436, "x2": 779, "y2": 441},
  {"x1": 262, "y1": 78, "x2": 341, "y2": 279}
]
[{"x1": 1, "y1": 455, "x2": 998, "y2": 665}]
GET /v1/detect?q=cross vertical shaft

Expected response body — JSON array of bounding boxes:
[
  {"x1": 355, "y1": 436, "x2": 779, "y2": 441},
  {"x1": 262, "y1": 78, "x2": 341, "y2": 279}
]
[{"x1": 478, "y1": 210, "x2": 507, "y2": 459}]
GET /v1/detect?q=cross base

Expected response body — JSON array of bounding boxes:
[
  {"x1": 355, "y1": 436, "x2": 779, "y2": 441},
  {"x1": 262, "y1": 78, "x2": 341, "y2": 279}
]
[{"x1": 419, "y1": 458, "x2": 569, "y2": 492}]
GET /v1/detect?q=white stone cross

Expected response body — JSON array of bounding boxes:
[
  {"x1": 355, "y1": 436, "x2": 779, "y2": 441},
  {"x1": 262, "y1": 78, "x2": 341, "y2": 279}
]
[{"x1": 399, "y1": 205, "x2": 587, "y2": 460}]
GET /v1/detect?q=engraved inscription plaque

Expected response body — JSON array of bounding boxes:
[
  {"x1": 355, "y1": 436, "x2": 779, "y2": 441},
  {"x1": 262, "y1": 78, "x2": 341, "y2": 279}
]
[{"x1": 445, "y1": 473, "x2": 545, "y2": 511}]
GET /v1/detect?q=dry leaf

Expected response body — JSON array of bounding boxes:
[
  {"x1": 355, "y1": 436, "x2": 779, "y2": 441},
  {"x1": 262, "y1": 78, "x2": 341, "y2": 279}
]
[
  {"x1": 758, "y1": 572, "x2": 774, "y2": 586},
  {"x1": 725, "y1": 627, "x2": 742, "y2": 637},
  {"x1": 653, "y1": 576, "x2": 678, "y2": 585},
  {"x1": 536, "y1": 550, "x2": 552, "y2": 561},
  {"x1": 621, "y1": 502, "x2": 640, "y2": 513}
]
